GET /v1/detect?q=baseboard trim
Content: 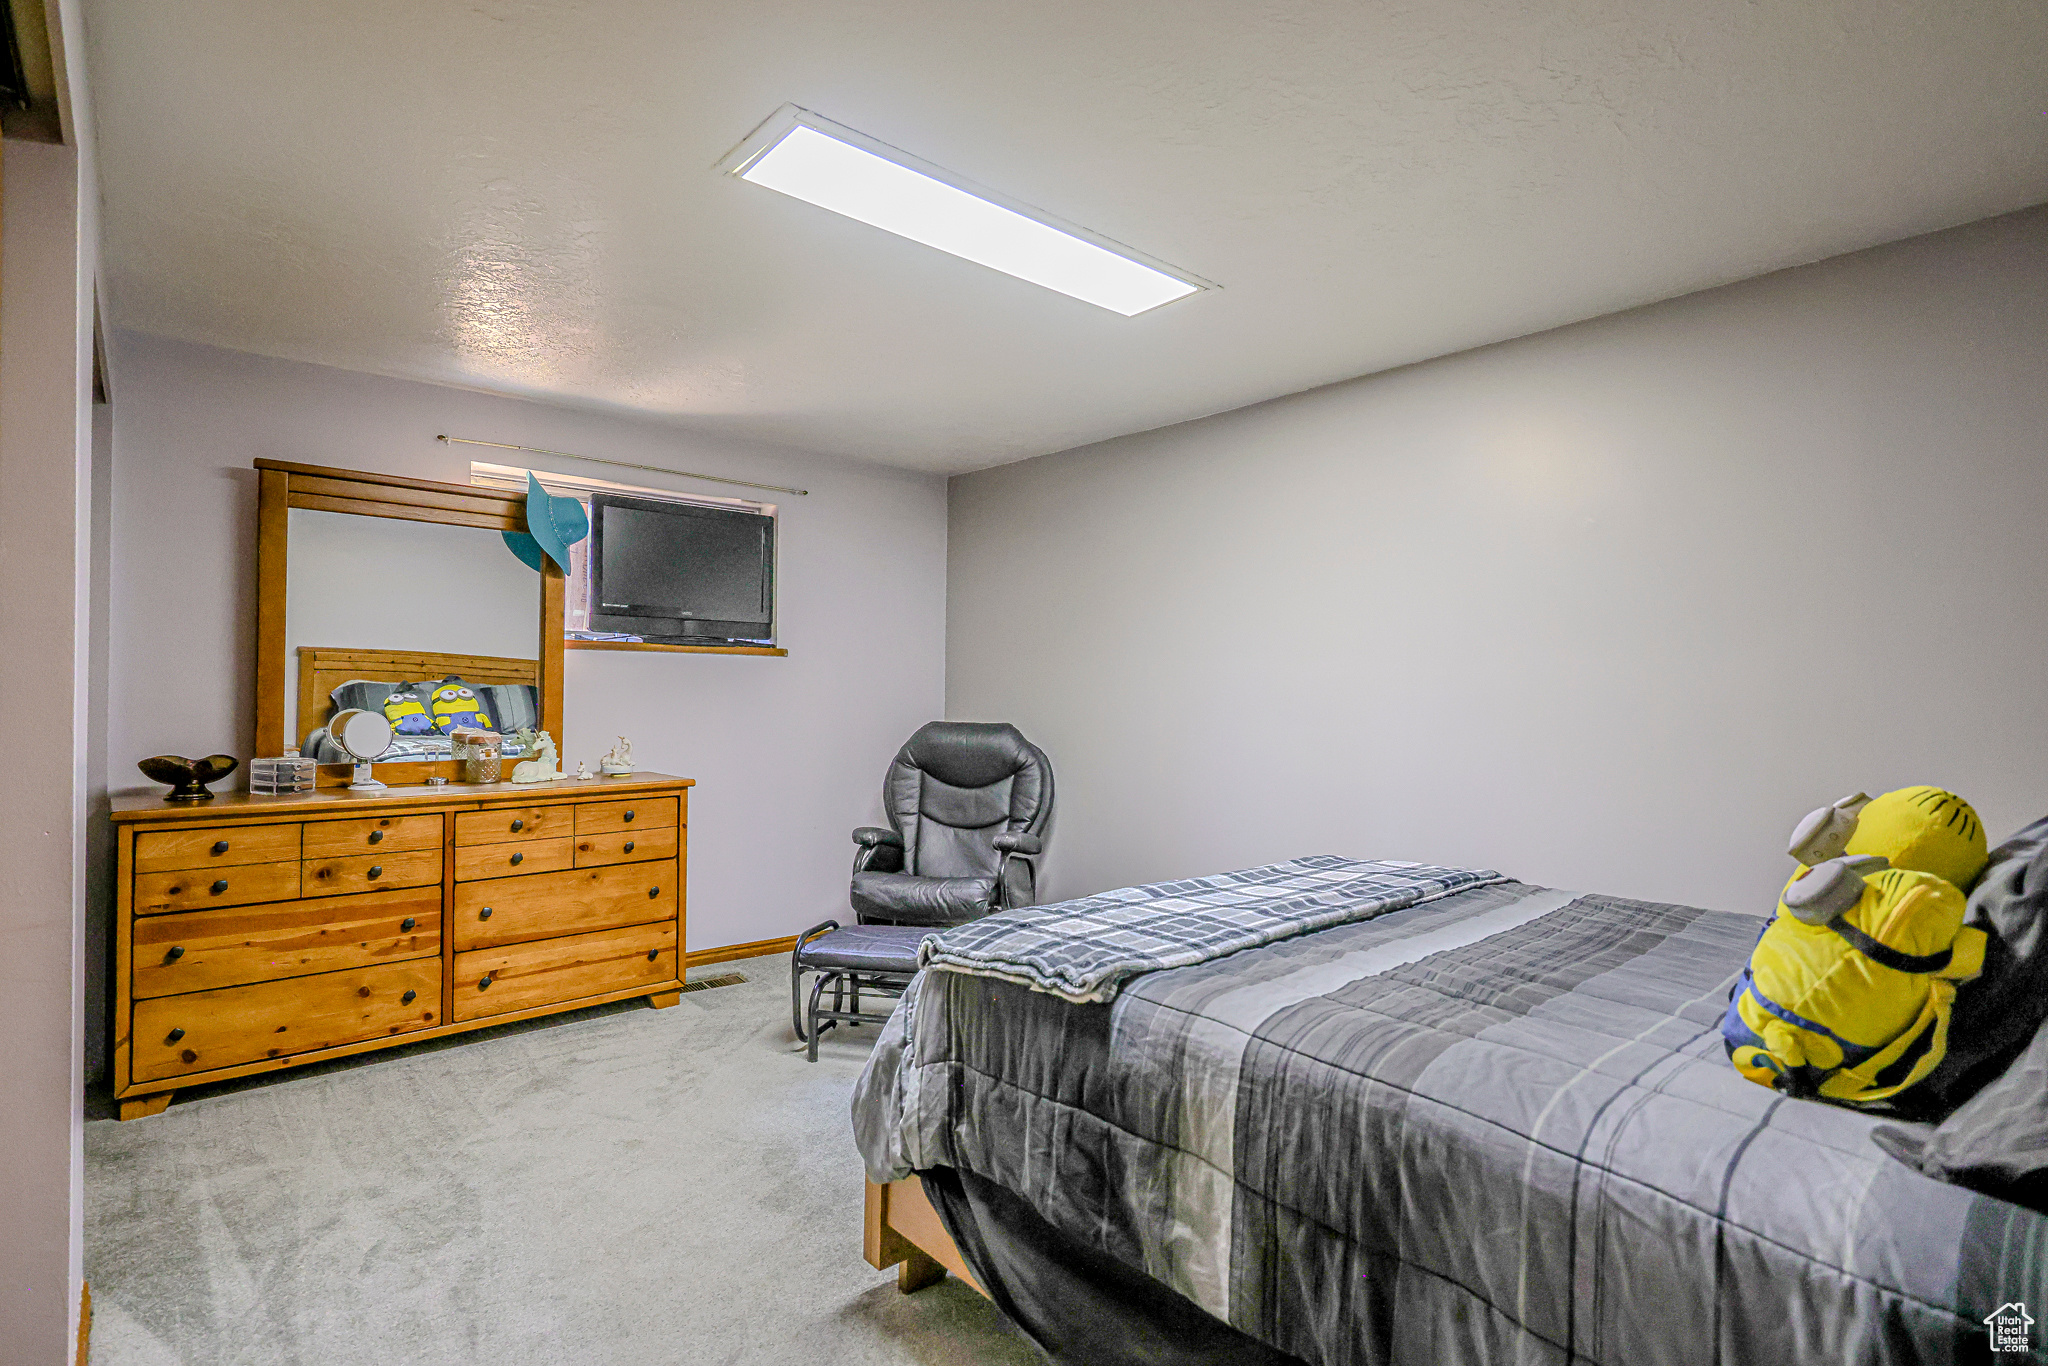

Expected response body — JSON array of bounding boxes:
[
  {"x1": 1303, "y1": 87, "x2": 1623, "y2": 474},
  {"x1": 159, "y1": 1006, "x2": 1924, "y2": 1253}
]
[
  {"x1": 77, "y1": 1280, "x2": 91, "y2": 1366},
  {"x1": 687, "y1": 934, "x2": 798, "y2": 967}
]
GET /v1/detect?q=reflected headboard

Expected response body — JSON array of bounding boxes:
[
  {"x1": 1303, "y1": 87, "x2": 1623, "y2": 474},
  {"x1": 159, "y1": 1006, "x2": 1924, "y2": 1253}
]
[{"x1": 295, "y1": 646, "x2": 540, "y2": 751}]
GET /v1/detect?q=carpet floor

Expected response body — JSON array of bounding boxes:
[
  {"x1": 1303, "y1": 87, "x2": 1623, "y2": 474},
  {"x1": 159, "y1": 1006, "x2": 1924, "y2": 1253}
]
[{"x1": 84, "y1": 956, "x2": 1043, "y2": 1366}]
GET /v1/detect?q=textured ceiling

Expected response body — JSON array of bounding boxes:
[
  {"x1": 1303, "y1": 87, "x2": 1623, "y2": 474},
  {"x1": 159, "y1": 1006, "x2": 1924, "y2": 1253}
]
[{"x1": 87, "y1": 0, "x2": 2048, "y2": 474}]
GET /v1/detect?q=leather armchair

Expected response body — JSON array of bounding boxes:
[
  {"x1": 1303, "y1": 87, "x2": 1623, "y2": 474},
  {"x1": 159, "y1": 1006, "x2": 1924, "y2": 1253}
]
[{"x1": 848, "y1": 721, "x2": 1054, "y2": 927}]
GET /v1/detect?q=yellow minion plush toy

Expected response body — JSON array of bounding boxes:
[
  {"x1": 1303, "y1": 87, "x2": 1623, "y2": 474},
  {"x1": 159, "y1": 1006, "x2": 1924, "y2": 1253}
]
[
  {"x1": 1723, "y1": 787, "x2": 1990, "y2": 1105},
  {"x1": 428, "y1": 680, "x2": 491, "y2": 734},
  {"x1": 381, "y1": 685, "x2": 434, "y2": 736}
]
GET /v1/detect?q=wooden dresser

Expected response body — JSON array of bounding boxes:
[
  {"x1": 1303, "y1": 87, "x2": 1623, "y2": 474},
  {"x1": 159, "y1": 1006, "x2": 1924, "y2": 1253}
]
[{"x1": 109, "y1": 773, "x2": 692, "y2": 1119}]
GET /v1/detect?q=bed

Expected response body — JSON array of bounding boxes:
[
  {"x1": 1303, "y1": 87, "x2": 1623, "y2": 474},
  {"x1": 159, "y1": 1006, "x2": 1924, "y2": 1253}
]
[
  {"x1": 294, "y1": 646, "x2": 541, "y2": 768},
  {"x1": 851, "y1": 858, "x2": 2048, "y2": 1365}
]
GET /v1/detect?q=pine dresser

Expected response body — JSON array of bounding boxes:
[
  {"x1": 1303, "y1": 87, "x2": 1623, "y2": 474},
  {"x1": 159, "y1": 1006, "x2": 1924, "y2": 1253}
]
[{"x1": 109, "y1": 773, "x2": 692, "y2": 1119}]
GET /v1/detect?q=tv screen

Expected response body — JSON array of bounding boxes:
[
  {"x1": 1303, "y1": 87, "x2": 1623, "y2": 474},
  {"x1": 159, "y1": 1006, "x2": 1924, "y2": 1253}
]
[{"x1": 587, "y1": 495, "x2": 774, "y2": 642}]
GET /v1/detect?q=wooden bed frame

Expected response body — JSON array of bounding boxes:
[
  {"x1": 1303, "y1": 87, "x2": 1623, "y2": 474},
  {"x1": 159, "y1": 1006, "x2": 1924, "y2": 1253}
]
[{"x1": 863, "y1": 1177, "x2": 982, "y2": 1296}]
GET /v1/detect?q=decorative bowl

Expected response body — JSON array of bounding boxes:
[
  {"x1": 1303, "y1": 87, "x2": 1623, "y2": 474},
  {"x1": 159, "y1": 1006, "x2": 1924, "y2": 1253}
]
[{"x1": 138, "y1": 753, "x2": 240, "y2": 801}]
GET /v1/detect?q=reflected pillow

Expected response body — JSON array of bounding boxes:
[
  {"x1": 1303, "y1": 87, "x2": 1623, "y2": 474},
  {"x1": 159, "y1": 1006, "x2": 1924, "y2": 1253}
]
[
  {"x1": 476, "y1": 683, "x2": 539, "y2": 735},
  {"x1": 381, "y1": 683, "x2": 436, "y2": 735},
  {"x1": 426, "y1": 676, "x2": 492, "y2": 733}
]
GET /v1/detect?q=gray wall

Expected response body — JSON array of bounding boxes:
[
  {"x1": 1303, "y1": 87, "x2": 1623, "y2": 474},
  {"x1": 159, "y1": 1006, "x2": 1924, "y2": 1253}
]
[
  {"x1": 106, "y1": 332, "x2": 947, "y2": 964},
  {"x1": 948, "y1": 205, "x2": 2048, "y2": 915}
]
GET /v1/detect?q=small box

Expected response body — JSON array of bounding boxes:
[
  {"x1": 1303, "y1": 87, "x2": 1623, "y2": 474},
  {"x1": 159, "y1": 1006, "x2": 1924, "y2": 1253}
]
[{"x1": 249, "y1": 753, "x2": 317, "y2": 795}]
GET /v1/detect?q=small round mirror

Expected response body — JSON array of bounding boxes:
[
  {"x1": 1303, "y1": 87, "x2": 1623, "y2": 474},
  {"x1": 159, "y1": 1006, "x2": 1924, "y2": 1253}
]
[{"x1": 330, "y1": 708, "x2": 394, "y2": 791}]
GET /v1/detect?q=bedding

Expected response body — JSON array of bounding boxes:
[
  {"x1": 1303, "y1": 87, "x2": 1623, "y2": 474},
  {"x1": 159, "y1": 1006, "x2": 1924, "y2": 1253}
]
[{"x1": 854, "y1": 875, "x2": 2048, "y2": 1365}]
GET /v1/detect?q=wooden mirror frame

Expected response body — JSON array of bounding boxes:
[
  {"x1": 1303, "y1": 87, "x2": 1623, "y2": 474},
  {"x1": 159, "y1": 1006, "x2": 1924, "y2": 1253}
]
[{"x1": 253, "y1": 459, "x2": 565, "y2": 787}]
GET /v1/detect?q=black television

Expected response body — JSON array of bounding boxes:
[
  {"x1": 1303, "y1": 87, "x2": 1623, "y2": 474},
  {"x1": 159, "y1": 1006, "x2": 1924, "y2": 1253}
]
[{"x1": 585, "y1": 494, "x2": 776, "y2": 645}]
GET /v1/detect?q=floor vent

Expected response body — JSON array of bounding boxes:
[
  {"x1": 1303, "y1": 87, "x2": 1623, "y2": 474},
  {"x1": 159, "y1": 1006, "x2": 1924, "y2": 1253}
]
[{"x1": 681, "y1": 972, "x2": 748, "y2": 993}]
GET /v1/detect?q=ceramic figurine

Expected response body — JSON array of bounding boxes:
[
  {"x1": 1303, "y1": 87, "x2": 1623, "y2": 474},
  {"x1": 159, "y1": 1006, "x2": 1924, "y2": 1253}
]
[
  {"x1": 509, "y1": 731, "x2": 561, "y2": 784},
  {"x1": 575, "y1": 761, "x2": 593, "y2": 781},
  {"x1": 600, "y1": 735, "x2": 635, "y2": 775}
]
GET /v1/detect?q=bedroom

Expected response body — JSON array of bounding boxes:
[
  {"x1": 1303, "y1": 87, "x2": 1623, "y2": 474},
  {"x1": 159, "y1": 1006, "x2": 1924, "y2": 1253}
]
[{"x1": 2, "y1": 0, "x2": 2046, "y2": 1362}]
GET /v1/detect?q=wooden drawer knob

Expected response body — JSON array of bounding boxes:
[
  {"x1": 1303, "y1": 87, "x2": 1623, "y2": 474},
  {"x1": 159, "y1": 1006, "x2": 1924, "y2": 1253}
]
[
  {"x1": 624, "y1": 810, "x2": 636, "y2": 822},
  {"x1": 648, "y1": 886, "x2": 660, "y2": 899},
  {"x1": 402, "y1": 989, "x2": 417, "y2": 1004},
  {"x1": 368, "y1": 830, "x2": 384, "y2": 844},
  {"x1": 400, "y1": 917, "x2": 416, "y2": 932},
  {"x1": 210, "y1": 840, "x2": 229, "y2": 855},
  {"x1": 479, "y1": 907, "x2": 493, "y2": 920},
  {"x1": 623, "y1": 840, "x2": 634, "y2": 853},
  {"x1": 165, "y1": 946, "x2": 185, "y2": 961},
  {"x1": 479, "y1": 974, "x2": 493, "y2": 990},
  {"x1": 209, "y1": 879, "x2": 229, "y2": 895},
  {"x1": 646, "y1": 949, "x2": 658, "y2": 961},
  {"x1": 165, "y1": 1027, "x2": 185, "y2": 1042},
  {"x1": 510, "y1": 818, "x2": 524, "y2": 832},
  {"x1": 510, "y1": 852, "x2": 524, "y2": 866},
  {"x1": 366, "y1": 865, "x2": 383, "y2": 879}
]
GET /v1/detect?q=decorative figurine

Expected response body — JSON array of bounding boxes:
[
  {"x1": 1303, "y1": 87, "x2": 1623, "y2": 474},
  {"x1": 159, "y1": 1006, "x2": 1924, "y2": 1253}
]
[
  {"x1": 138, "y1": 753, "x2": 240, "y2": 802},
  {"x1": 600, "y1": 736, "x2": 635, "y2": 775},
  {"x1": 509, "y1": 730, "x2": 561, "y2": 784},
  {"x1": 575, "y1": 761, "x2": 594, "y2": 781}
]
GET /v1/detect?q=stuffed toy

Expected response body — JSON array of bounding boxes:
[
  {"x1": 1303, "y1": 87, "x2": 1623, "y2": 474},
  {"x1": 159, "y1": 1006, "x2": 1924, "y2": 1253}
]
[
  {"x1": 428, "y1": 678, "x2": 492, "y2": 734},
  {"x1": 381, "y1": 684, "x2": 436, "y2": 736},
  {"x1": 1723, "y1": 786, "x2": 1990, "y2": 1105}
]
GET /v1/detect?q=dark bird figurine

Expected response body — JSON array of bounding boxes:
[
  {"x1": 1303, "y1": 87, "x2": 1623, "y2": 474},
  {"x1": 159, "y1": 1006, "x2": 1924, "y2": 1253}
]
[{"x1": 138, "y1": 754, "x2": 239, "y2": 801}]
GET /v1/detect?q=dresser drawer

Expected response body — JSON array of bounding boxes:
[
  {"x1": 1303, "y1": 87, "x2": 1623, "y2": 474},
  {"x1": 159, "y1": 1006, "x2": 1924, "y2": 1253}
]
[
  {"x1": 573, "y1": 796, "x2": 678, "y2": 835},
  {"x1": 301, "y1": 848, "x2": 443, "y2": 897},
  {"x1": 302, "y1": 813, "x2": 442, "y2": 859},
  {"x1": 455, "y1": 805, "x2": 574, "y2": 846},
  {"x1": 130, "y1": 959, "x2": 441, "y2": 1082},
  {"x1": 134, "y1": 822, "x2": 301, "y2": 874},
  {"x1": 573, "y1": 826, "x2": 678, "y2": 868},
  {"x1": 452, "y1": 920, "x2": 677, "y2": 1022},
  {"x1": 454, "y1": 837, "x2": 575, "y2": 882},
  {"x1": 131, "y1": 887, "x2": 442, "y2": 999},
  {"x1": 453, "y1": 858, "x2": 678, "y2": 950},
  {"x1": 134, "y1": 861, "x2": 303, "y2": 915}
]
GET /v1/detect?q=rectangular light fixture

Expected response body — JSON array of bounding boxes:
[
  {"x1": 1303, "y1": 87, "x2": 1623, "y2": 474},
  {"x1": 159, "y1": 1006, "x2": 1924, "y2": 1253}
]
[{"x1": 717, "y1": 106, "x2": 1209, "y2": 317}]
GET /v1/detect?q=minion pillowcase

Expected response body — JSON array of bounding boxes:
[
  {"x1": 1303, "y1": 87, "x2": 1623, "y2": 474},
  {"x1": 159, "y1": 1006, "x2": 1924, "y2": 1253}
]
[
  {"x1": 1723, "y1": 786, "x2": 1990, "y2": 1106},
  {"x1": 427, "y1": 677, "x2": 492, "y2": 734},
  {"x1": 381, "y1": 684, "x2": 436, "y2": 736}
]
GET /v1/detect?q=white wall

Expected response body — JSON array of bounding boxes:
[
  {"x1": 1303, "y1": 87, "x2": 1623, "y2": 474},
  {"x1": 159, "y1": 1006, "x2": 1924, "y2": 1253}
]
[
  {"x1": 0, "y1": 86, "x2": 98, "y2": 1366},
  {"x1": 107, "y1": 332, "x2": 947, "y2": 953},
  {"x1": 948, "y1": 205, "x2": 2048, "y2": 915}
]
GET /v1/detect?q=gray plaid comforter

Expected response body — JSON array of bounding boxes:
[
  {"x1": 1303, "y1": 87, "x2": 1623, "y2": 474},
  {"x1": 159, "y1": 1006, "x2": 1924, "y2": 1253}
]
[
  {"x1": 918, "y1": 856, "x2": 1504, "y2": 1003},
  {"x1": 853, "y1": 878, "x2": 2048, "y2": 1364}
]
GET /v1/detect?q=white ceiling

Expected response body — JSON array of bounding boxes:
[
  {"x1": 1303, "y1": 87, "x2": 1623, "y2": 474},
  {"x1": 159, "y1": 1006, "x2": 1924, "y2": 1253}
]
[{"x1": 87, "y1": 0, "x2": 2048, "y2": 475}]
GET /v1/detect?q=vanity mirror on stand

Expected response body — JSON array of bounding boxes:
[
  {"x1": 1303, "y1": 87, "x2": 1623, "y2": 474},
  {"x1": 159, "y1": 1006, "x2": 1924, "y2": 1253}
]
[{"x1": 107, "y1": 460, "x2": 693, "y2": 1120}]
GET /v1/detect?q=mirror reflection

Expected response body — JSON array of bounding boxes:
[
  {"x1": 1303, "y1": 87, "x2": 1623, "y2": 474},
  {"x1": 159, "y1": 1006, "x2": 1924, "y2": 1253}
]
[{"x1": 285, "y1": 509, "x2": 543, "y2": 764}]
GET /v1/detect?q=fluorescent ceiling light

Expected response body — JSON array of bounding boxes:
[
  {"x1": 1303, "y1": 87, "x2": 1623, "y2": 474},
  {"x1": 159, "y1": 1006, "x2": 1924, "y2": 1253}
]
[{"x1": 718, "y1": 107, "x2": 1208, "y2": 317}]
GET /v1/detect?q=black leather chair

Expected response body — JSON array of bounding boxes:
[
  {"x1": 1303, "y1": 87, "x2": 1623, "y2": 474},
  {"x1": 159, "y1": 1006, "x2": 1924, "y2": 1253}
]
[{"x1": 792, "y1": 721, "x2": 1053, "y2": 1059}]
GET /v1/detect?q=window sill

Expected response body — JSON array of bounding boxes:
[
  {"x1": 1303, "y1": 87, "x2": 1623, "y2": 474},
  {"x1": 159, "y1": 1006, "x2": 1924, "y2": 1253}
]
[{"x1": 566, "y1": 640, "x2": 788, "y2": 657}]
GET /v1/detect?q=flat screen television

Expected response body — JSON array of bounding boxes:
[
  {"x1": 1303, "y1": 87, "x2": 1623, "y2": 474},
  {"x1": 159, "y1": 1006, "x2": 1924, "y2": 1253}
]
[{"x1": 585, "y1": 494, "x2": 775, "y2": 645}]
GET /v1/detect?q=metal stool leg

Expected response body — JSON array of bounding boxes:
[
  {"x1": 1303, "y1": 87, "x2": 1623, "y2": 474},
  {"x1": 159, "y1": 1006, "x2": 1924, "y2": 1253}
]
[{"x1": 807, "y1": 972, "x2": 835, "y2": 1063}]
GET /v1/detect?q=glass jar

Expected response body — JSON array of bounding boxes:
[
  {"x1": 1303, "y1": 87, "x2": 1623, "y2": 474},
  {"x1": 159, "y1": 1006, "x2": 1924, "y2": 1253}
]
[{"x1": 454, "y1": 733, "x2": 502, "y2": 784}]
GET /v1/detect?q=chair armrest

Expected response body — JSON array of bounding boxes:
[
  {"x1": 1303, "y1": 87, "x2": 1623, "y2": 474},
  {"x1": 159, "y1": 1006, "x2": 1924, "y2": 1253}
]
[
  {"x1": 852, "y1": 826, "x2": 904, "y2": 848},
  {"x1": 992, "y1": 832, "x2": 1042, "y2": 855}
]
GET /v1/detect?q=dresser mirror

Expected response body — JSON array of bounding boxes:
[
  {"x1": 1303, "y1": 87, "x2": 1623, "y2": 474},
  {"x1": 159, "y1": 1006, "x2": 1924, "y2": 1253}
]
[{"x1": 254, "y1": 460, "x2": 565, "y2": 787}]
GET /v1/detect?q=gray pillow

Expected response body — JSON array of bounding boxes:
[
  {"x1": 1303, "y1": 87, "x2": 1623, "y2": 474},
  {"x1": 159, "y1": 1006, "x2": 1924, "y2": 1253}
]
[
  {"x1": 327, "y1": 677, "x2": 401, "y2": 716},
  {"x1": 1875, "y1": 1011, "x2": 2048, "y2": 1212},
  {"x1": 476, "y1": 683, "x2": 539, "y2": 734},
  {"x1": 1918, "y1": 815, "x2": 2048, "y2": 1111}
]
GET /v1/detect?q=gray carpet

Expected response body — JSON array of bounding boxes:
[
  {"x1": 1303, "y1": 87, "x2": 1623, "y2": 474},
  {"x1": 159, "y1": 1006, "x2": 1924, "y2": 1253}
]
[{"x1": 85, "y1": 957, "x2": 1043, "y2": 1366}]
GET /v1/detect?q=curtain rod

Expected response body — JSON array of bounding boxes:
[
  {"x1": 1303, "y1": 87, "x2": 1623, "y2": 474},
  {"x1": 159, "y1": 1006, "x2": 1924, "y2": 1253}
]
[{"x1": 436, "y1": 435, "x2": 809, "y2": 496}]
